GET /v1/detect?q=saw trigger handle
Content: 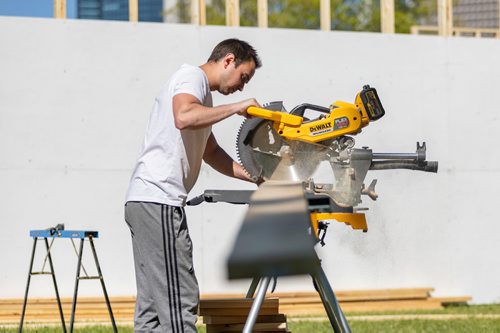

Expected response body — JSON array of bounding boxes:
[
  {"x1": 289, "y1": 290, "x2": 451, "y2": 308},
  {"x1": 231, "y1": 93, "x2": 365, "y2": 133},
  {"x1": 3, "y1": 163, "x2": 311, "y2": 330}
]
[{"x1": 289, "y1": 103, "x2": 330, "y2": 118}]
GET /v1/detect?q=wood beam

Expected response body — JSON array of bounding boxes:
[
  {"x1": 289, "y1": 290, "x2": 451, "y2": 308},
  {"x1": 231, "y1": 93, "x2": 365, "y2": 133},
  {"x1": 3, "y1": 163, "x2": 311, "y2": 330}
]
[
  {"x1": 258, "y1": 0, "x2": 268, "y2": 28},
  {"x1": 191, "y1": 0, "x2": 207, "y2": 25},
  {"x1": 381, "y1": 0, "x2": 395, "y2": 33},
  {"x1": 226, "y1": 0, "x2": 239, "y2": 27},
  {"x1": 129, "y1": 0, "x2": 138, "y2": 22},
  {"x1": 320, "y1": 0, "x2": 331, "y2": 31},
  {"x1": 438, "y1": 0, "x2": 453, "y2": 36},
  {"x1": 54, "y1": 0, "x2": 66, "y2": 19},
  {"x1": 191, "y1": 0, "x2": 200, "y2": 24},
  {"x1": 200, "y1": 0, "x2": 206, "y2": 25}
]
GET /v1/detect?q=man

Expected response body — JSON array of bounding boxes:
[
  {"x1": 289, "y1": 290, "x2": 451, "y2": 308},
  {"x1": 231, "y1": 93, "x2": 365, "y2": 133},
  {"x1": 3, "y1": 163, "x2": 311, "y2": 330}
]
[{"x1": 125, "y1": 39, "x2": 262, "y2": 333}]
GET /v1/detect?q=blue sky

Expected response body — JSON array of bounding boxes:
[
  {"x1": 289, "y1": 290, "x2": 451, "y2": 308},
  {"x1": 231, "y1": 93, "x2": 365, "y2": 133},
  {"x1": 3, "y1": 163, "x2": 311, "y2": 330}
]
[{"x1": 0, "y1": 0, "x2": 78, "y2": 19}]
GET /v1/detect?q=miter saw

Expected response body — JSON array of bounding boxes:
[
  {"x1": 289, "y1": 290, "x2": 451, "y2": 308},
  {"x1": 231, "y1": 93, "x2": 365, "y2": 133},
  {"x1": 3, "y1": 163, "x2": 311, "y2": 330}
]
[
  {"x1": 188, "y1": 85, "x2": 438, "y2": 333},
  {"x1": 236, "y1": 85, "x2": 437, "y2": 234}
]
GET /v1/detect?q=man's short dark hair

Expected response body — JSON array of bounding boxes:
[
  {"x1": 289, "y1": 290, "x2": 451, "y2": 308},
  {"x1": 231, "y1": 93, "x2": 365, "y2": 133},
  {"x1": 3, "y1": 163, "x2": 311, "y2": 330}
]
[{"x1": 207, "y1": 38, "x2": 262, "y2": 69}]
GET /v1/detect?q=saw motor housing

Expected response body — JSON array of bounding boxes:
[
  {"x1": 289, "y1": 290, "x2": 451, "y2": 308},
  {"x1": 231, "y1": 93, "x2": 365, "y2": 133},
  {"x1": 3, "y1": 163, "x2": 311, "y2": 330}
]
[{"x1": 247, "y1": 85, "x2": 385, "y2": 143}]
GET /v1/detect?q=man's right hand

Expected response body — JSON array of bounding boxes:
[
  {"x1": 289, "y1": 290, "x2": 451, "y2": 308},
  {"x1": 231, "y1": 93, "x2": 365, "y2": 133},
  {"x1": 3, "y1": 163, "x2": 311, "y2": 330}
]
[{"x1": 236, "y1": 98, "x2": 261, "y2": 118}]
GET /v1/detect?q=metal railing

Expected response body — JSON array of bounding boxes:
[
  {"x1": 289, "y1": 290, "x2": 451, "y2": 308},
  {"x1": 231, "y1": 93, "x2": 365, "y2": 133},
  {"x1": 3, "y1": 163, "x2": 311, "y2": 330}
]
[
  {"x1": 411, "y1": 25, "x2": 500, "y2": 38},
  {"x1": 52, "y1": 0, "x2": 500, "y2": 38},
  {"x1": 51, "y1": 0, "x2": 395, "y2": 32}
]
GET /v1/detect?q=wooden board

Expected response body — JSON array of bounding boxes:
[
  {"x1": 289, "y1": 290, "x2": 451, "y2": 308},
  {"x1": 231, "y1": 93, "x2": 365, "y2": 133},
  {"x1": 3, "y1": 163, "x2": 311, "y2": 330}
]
[
  {"x1": 281, "y1": 299, "x2": 444, "y2": 315},
  {"x1": 206, "y1": 322, "x2": 287, "y2": 333},
  {"x1": 203, "y1": 288, "x2": 434, "y2": 302},
  {"x1": 203, "y1": 314, "x2": 287, "y2": 325},
  {"x1": 200, "y1": 307, "x2": 278, "y2": 317},
  {"x1": 0, "y1": 288, "x2": 471, "y2": 323},
  {"x1": 199, "y1": 298, "x2": 279, "y2": 316},
  {"x1": 200, "y1": 298, "x2": 279, "y2": 309}
]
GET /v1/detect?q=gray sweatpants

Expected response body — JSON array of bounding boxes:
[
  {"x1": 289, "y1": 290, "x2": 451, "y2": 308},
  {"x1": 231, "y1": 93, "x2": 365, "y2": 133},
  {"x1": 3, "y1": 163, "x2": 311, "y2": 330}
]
[{"x1": 125, "y1": 202, "x2": 199, "y2": 333}]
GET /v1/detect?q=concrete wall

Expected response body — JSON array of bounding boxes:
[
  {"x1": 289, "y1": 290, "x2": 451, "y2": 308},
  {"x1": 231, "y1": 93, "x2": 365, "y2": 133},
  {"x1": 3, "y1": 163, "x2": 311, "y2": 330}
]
[{"x1": 1, "y1": 16, "x2": 499, "y2": 304}]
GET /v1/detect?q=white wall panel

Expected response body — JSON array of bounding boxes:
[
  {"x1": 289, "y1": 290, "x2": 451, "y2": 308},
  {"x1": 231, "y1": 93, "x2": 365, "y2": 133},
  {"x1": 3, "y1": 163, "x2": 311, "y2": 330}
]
[{"x1": 1, "y1": 17, "x2": 499, "y2": 304}]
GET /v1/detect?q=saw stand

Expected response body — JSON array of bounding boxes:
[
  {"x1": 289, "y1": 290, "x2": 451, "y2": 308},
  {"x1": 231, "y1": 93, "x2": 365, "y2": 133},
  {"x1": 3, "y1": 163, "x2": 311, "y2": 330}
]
[
  {"x1": 243, "y1": 266, "x2": 350, "y2": 333},
  {"x1": 187, "y1": 189, "x2": 352, "y2": 333}
]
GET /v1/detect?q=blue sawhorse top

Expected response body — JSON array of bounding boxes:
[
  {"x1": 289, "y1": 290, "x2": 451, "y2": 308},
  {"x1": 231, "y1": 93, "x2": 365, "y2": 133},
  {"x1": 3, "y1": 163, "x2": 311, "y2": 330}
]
[{"x1": 29, "y1": 230, "x2": 99, "y2": 239}]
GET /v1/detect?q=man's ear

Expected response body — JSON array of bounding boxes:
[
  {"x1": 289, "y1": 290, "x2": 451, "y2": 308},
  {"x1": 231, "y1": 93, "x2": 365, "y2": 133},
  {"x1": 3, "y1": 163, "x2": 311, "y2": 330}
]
[{"x1": 223, "y1": 53, "x2": 235, "y2": 69}]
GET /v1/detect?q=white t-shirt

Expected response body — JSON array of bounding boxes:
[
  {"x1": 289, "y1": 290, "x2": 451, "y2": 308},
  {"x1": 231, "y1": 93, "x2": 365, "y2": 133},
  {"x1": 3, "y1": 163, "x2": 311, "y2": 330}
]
[{"x1": 126, "y1": 64, "x2": 213, "y2": 206}]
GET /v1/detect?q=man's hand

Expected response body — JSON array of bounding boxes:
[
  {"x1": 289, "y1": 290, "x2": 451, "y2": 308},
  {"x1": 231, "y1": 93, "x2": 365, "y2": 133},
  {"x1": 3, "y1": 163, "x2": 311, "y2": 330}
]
[{"x1": 236, "y1": 98, "x2": 261, "y2": 118}]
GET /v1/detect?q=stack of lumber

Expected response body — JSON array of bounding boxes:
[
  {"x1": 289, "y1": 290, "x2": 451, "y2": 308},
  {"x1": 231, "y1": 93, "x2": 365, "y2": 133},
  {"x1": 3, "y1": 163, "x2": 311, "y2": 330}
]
[
  {"x1": 0, "y1": 296, "x2": 135, "y2": 324},
  {"x1": 273, "y1": 288, "x2": 471, "y2": 315},
  {"x1": 201, "y1": 288, "x2": 471, "y2": 316},
  {"x1": 0, "y1": 288, "x2": 471, "y2": 325},
  {"x1": 199, "y1": 298, "x2": 290, "y2": 333}
]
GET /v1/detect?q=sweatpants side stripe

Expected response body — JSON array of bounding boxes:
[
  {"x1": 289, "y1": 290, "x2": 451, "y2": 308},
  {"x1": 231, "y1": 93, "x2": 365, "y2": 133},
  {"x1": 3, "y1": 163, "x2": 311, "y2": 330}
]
[
  {"x1": 169, "y1": 207, "x2": 185, "y2": 333},
  {"x1": 161, "y1": 205, "x2": 176, "y2": 333},
  {"x1": 166, "y1": 206, "x2": 181, "y2": 333}
]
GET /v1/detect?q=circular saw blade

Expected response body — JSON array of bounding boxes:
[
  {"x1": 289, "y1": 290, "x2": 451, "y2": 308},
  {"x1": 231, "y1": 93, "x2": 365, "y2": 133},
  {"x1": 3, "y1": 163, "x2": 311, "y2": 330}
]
[{"x1": 236, "y1": 102, "x2": 327, "y2": 181}]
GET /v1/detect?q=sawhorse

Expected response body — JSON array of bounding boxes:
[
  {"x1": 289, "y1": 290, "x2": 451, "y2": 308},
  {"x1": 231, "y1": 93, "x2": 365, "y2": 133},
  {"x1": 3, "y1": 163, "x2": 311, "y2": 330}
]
[
  {"x1": 19, "y1": 229, "x2": 117, "y2": 333},
  {"x1": 242, "y1": 264, "x2": 351, "y2": 333}
]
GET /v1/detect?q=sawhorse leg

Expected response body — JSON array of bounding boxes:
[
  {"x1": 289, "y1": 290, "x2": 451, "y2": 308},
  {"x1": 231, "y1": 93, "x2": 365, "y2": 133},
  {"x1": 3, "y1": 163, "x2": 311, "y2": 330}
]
[
  {"x1": 69, "y1": 238, "x2": 83, "y2": 333},
  {"x1": 19, "y1": 238, "x2": 66, "y2": 333},
  {"x1": 245, "y1": 276, "x2": 261, "y2": 298},
  {"x1": 242, "y1": 267, "x2": 351, "y2": 333},
  {"x1": 69, "y1": 237, "x2": 117, "y2": 333},
  {"x1": 242, "y1": 276, "x2": 271, "y2": 333},
  {"x1": 311, "y1": 266, "x2": 351, "y2": 333},
  {"x1": 88, "y1": 236, "x2": 117, "y2": 332}
]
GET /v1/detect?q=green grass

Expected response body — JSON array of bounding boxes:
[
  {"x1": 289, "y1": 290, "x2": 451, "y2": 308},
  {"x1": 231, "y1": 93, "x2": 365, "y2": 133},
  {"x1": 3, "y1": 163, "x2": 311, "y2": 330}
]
[
  {"x1": 345, "y1": 303, "x2": 500, "y2": 316},
  {"x1": 3, "y1": 304, "x2": 500, "y2": 333},
  {"x1": 290, "y1": 318, "x2": 500, "y2": 333},
  {"x1": 3, "y1": 320, "x2": 500, "y2": 333}
]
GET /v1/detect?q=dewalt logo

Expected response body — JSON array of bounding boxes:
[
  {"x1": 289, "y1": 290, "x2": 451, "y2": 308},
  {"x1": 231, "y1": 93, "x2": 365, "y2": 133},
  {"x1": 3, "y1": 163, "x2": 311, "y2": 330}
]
[
  {"x1": 309, "y1": 122, "x2": 334, "y2": 136},
  {"x1": 309, "y1": 122, "x2": 332, "y2": 133}
]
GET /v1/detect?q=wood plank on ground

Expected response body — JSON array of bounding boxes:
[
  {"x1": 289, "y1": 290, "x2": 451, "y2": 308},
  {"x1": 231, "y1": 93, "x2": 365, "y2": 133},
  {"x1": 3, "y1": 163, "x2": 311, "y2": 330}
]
[
  {"x1": 280, "y1": 299, "x2": 443, "y2": 315},
  {"x1": 200, "y1": 298, "x2": 278, "y2": 309},
  {"x1": 203, "y1": 314, "x2": 287, "y2": 325},
  {"x1": 200, "y1": 307, "x2": 278, "y2": 317},
  {"x1": 0, "y1": 288, "x2": 471, "y2": 323},
  {"x1": 433, "y1": 297, "x2": 472, "y2": 305},
  {"x1": 206, "y1": 322, "x2": 287, "y2": 332},
  {"x1": 202, "y1": 288, "x2": 434, "y2": 302}
]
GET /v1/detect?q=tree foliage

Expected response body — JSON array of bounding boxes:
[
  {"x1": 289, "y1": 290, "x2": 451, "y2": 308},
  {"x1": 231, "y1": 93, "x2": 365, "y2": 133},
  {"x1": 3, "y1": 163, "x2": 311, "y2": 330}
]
[{"x1": 170, "y1": 0, "x2": 436, "y2": 34}]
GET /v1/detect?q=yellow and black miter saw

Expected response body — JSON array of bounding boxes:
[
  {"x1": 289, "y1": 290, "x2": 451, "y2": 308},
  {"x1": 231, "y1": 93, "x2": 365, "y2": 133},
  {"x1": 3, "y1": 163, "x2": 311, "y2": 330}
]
[
  {"x1": 236, "y1": 84, "x2": 437, "y2": 234},
  {"x1": 188, "y1": 85, "x2": 438, "y2": 333}
]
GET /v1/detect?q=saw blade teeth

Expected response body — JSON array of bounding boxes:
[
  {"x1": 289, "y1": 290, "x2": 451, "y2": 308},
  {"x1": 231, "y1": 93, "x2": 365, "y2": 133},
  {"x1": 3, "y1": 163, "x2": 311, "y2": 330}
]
[
  {"x1": 235, "y1": 119, "x2": 248, "y2": 168},
  {"x1": 235, "y1": 101, "x2": 289, "y2": 181}
]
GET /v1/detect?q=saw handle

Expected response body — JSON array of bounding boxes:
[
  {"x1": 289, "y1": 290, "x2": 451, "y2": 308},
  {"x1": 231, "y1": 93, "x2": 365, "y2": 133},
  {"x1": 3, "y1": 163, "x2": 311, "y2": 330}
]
[
  {"x1": 247, "y1": 106, "x2": 303, "y2": 126},
  {"x1": 289, "y1": 103, "x2": 330, "y2": 118}
]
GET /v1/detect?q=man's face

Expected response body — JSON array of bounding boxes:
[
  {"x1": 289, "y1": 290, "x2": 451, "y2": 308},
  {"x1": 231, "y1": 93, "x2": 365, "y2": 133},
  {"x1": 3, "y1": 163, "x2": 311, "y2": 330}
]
[{"x1": 219, "y1": 56, "x2": 256, "y2": 95}]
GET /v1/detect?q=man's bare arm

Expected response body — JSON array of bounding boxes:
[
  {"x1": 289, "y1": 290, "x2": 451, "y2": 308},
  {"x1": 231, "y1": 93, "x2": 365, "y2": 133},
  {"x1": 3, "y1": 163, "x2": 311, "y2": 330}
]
[
  {"x1": 203, "y1": 133, "x2": 254, "y2": 182},
  {"x1": 173, "y1": 93, "x2": 259, "y2": 130}
]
